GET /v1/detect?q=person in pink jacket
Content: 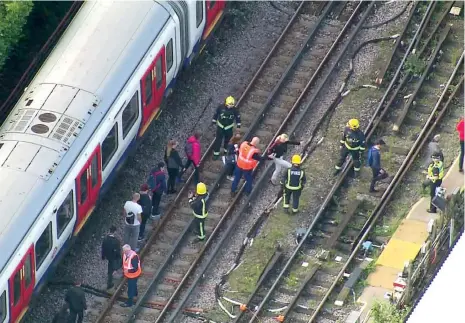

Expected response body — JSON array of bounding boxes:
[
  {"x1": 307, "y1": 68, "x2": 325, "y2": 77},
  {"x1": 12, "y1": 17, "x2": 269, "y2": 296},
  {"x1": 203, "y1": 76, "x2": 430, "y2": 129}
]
[{"x1": 179, "y1": 132, "x2": 201, "y2": 184}]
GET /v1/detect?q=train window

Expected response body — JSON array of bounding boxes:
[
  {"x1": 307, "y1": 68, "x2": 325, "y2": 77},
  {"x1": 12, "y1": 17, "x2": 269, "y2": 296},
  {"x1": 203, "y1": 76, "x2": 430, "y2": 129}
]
[
  {"x1": 155, "y1": 58, "x2": 163, "y2": 89},
  {"x1": 102, "y1": 124, "x2": 118, "y2": 170},
  {"x1": 79, "y1": 170, "x2": 88, "y2": 204},
  {"x1": 56, "y1": 190, "x2": 74, "y2": 238},
  {"x1": 24, "y1": 256, "x2": 33, "y2": 289},
  {"x1": 196, "y1": 1, "x2": 203, "y2": 27},
  {"x1": 209, "y1": 1, "x2": 216, "y2": 9},
  {"x1": 91, "y1": 154, "x2": 98, "y2": 187},
  {"x1": 144, "y1": 72, "x2": 152, "y2": 106},
  {"x1": 13, "y1": 271, "x2": 21, "y2": 305},
  {"x1": 122, "y1": 92, "x2": 139, "y2": 139},
  {"x1": 166, "y1": 39, "x2": 173, "y2": 72},
  {"x1": 0, "y1": 291, "x2": 6, "y2": 322},
  {"x1": 35, "y1": 223, "x2": 52, "y2": 270}
]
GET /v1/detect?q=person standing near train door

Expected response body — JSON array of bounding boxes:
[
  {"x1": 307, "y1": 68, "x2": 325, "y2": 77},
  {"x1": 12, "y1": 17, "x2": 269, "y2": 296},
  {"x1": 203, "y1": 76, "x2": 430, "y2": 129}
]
[
  {"x1": 179, "y1": 132, "x2": 201, "y2": 184},
  {"x1": 147, "y1": 162, "x2": 167, "y2": 219},
  {"x1": 212, "y1": 96, "x2": 241, "y2": 160},
  {"x1": 101, "y1": 225, "x2": 121, "y2": 289}
]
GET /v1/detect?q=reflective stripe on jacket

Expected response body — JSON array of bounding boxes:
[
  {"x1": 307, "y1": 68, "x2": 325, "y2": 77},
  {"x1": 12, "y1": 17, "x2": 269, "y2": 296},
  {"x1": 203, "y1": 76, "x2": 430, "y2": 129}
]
[
  {"x1": 189, "y1": 194, "x2": 209, "y2": 219},
  {"x1": 283, "y1": 167, "x2": 306, "y2": 190},
  {"x1": 123, "y1": 250, "x2": 141, "y2": 279},
  {"x1": 340, "y1": 127, "x2": 366, "y2": 150},
  {"x1": 212, "y1": 105, "x2": 241, "y2": 129},
  {"x1": 237, "y1": 141, "x2": 260, "y2": 170},
  {"x1": 427, "y1": 161, "x2": 444, "y2": 182}
]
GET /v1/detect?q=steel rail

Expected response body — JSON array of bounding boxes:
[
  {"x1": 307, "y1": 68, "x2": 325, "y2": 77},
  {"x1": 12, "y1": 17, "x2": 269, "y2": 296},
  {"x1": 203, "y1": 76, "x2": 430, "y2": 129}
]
[
  {"x1": 167, "y1": 2, "x2": 376, "y2": 322},
  {"x1": 246, "y1": 2, "x2": 435, "y2": 322},
  {"x1": 311, "y1": 52, "x2": 464, "y2": 323},
  {"x1": 95, "y1": 2, "x2": 309, "y2": 321}
]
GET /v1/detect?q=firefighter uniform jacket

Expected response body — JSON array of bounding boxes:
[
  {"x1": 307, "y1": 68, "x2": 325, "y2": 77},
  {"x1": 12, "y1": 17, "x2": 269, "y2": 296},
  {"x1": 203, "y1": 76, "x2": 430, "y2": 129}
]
[
  {"x1": 189, "y1": 193, "x2": 210, "y2": 218},
  {"x1": 282, "y1": 166, "x2": 306, "y2": 190},
  {"x1": 427, "y1": 161, "x2": 444, "y2": 183},
  {"x1": 212, "y1": 105, "x2": 241, "y2": 130},
  {"x1": 340, "y1": 127, "x2": 366, "y2": 150}
]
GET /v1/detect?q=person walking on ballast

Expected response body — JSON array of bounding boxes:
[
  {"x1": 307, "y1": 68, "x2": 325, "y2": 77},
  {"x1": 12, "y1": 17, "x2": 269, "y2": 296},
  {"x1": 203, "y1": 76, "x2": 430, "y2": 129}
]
[
  {"x1": 268, "y1": 133, "x2": 301, "y2": 185},
  {"x1": 224, "y1": 133, "x2": 241, "y2": 181},
  {"x1": 179, "y1": 132, "x2": 202, "y2": 184},
  {"x1": 212, "y1": 96, "x2": 241, "y2": 160},
  {"x1": 147, "y1": 162, "x2": 167, "y2": 219},
  {"x1": 101, "y1": 225, "x2": 121, "y2": 289},
  {"x1": 138, "y1": 184, "x2": 152, "y2": 240},
  {"x1": 120, "y1": 244, "x2": 142, "y2": 307},
  {"x1": 123, "y1": 193, "x2": 143, "y2": 250},
  {"x1": 334, "y1": 119, "x2": 366, "y2": 177},
  {"x1": 422, "y1": 152, "x2": 444, "y2": 213},
  {"x1": 281, "y1": 155, "x2": 306, "y2": 214},
  {"x1": 165, "y1": 140, "x2": 184, "y2": 194},
  {"x1": 367, "y1": 139, "x2": 389, "y2": 193},
  {"x1": 231, "y1": 137, "x2": 274, "y2": 196},
  {"x1": 188, "y1": 182, "x2": 209, "y2": 241},
  {"x1": 65, "y1": 281, "x2": 87, "y2": 323}
]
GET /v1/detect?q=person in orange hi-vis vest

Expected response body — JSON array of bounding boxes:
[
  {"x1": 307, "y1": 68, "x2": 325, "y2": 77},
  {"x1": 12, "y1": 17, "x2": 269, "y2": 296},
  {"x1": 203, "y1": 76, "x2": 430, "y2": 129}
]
[
  {"x1": 121, "y1": 244, "x2": 142, "y2": 307},
  {"x1": 231, "y1": 137, "x2": 274, "y2": 196}
]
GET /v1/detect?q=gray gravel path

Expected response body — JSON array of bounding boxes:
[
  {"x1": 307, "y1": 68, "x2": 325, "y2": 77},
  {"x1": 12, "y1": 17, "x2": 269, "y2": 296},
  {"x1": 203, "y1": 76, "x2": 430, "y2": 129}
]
[
  {"x1": 179, "y1": 2, "x2": 415, "y2": 322},
  {"x1": 22, "y1": 2, "x2": 297, "y2": 322}
]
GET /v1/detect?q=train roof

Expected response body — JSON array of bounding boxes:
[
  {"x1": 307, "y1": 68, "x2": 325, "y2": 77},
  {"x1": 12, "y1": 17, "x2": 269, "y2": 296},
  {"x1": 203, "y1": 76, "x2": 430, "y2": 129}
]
[{"x1": 0, "y1": 0, "x2": 170, "y2": 273}]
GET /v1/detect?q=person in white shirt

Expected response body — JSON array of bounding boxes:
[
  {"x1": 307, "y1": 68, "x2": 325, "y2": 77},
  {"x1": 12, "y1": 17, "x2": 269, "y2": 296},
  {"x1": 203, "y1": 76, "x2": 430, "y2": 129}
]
[{"x1": 123, "y1": 193, "x2": 143, "y2": 250}]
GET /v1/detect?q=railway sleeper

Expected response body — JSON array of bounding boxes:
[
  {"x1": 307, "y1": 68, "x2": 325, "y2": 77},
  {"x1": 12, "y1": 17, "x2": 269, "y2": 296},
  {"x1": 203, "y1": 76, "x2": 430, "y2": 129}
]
[{"x1": 334, "y1": 258, "x2": 372, "y2": 306}]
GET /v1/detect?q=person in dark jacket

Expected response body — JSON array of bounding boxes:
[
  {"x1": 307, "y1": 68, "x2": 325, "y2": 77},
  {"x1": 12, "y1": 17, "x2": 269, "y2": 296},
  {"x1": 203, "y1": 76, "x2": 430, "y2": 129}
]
[
  {"x1": 179, "y1": 132, "x2": 202, "y2": 184},
  {"x1": 147, "y1": 162, "x2": 167, "y2": 218},
  {"x1": 334, "y1": 119, "x2": 366, "y2": 177},
  {"x1": 367, "y1": 139, "x2": 388, "y2": 192},
  {"x1": 212, "y1": 96, "x2": 241, "y2": 159},
  {"x1": 52, "y1": 304, "x2": 68, "y2": 323},
  {"x1": 164, "y1": 140, "x2": 184, "y2": 194},
  {"x1": 138, "y1": 184, "x2": 152, "y2": 240},
  {"x1": 456, "y1": 117, "x2": 464, "y2": 172},
  {"x1": 224, "y1": 133, "x2": 241, "y2": 181},
  {"x1": 65, "y1": 281, "x2": 87, "y2": 323},
  {"x1": 101, "y1": 225, "x2": 121, "y2": 289},
  {"x1": 268, "y1": 133, "x2": 301, "y2": 185}
]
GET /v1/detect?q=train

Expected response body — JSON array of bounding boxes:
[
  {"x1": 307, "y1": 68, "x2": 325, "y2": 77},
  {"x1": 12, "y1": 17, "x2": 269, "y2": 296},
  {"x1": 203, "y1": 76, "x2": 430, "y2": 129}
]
[{"x1": 0, "y1": 1, "x2": 225, "y2": 321}]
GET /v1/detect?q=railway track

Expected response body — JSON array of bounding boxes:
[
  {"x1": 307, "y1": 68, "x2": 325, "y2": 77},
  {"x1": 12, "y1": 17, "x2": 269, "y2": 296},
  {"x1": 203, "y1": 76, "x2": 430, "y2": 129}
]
[
  {"x1": 222, "y1": 4, "x2": 464, "y2": 322},
  {"x1": 84, "y1": 2, "x2": 376, "y2": 322}
]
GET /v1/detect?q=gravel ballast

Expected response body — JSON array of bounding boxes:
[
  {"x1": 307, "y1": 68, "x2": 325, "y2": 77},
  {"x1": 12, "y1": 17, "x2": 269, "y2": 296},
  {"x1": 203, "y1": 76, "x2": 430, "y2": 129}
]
[{"x1": 22, "y1": 2, "x2": 298, "y2": 322}]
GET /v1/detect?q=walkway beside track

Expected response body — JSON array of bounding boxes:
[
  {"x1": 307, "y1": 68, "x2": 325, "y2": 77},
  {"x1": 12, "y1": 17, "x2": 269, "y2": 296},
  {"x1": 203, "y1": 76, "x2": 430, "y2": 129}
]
[{"x1": 355, "y1": 156, "x2": 464, "y2": 322}]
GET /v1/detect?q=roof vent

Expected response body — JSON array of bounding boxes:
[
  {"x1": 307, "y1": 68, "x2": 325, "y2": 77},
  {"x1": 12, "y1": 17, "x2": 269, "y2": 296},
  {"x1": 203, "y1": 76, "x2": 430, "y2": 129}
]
[
  {"x1": 31, "y1": 124, "x2": 50, "y2": 134},
  {"x1": 38, "y1": 112, "x2": 57, "y2": 123}
]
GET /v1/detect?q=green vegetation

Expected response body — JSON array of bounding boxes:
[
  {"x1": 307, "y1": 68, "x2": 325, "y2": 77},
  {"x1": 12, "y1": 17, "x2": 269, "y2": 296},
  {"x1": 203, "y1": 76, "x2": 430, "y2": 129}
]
[
  {"x1": 405, "y1": 54, "x2": 427, "y2": 75},
  {"x1": 371, "y1": 300, "x2": 410, "y2": 323},
  {"x1": 0, "y1": 1, "x2": 34, "y2": 70}
]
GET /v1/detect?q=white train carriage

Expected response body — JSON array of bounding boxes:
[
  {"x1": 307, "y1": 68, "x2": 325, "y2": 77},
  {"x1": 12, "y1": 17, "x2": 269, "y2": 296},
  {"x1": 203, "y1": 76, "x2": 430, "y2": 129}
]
[{"x1": 0, "y1": 1, "x2": 225, "y2": 322}]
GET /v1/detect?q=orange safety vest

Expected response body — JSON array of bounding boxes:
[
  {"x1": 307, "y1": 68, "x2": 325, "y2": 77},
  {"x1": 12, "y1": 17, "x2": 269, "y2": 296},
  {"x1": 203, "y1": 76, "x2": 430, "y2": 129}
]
[
  {"x1": 123, "y1": 250, "x2": 142, "y2": 279},
  {"x1": 237, "y1": 141, "x2": 260, "y2": 171}
]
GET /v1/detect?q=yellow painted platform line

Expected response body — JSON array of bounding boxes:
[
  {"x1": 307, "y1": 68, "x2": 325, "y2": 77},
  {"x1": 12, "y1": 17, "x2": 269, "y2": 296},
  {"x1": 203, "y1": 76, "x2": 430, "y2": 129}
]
[
  {"x1": 392, "y1": 219, "x2": 429, "y2": 244},
  {"x1": 367, "y1": 266, "x2": 400, "y2": 289},
  {"x1": 376, "y1": 239, "x2": 422, "y2": 270}
]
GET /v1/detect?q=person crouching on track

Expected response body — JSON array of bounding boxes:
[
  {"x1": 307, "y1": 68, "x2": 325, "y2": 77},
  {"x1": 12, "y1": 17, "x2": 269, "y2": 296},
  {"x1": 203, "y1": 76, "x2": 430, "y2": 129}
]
[
  {"x1": 281, "y1": 155, "x2": 306, "y2": 214},
  {"x1": 231, "y1": 137, "x2": 275, "y2": 196},
  {"x1": 422, "y1": 152, "x2": 444, "y2": 213},
  {"x1": 147, "y1": 162, "x2": 167, "y2": 219},
  {"x1": 334, "y1": 118, "x2": 366, "y2": 177},
  {"x1": 224, "y1": 133, "x2": 241, "y2": 181},
  {"x1": 212, "y1": 96, "x2": 241, "y2": 160},
  {"x1": 367, "y1": 139, "x2": 388, "y2": 193},
  {"x1": 268, "y1": 133, "x2": 301, "y2": 185},
  {"x1": 188, "y1": 182, "x2": 210, "y2": 241},
  {"x1": 179, "y1": 132, "x2": 202, "y2": 184},
  {"x1": 164, "y1": 140, "x2": 184, "y2": 194},
  {"x1": 121, "y1": 244, "x2": 142, "y2": 307}
]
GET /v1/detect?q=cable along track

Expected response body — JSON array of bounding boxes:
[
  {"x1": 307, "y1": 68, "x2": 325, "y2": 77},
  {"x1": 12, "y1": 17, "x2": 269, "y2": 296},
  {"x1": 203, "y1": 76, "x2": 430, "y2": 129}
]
[
  {"x1": 228, "y1": 3, "x2": 463, "y2": 323},
  {"x1": 89, "y1": 1, "x2": 368, "y2": 322}
]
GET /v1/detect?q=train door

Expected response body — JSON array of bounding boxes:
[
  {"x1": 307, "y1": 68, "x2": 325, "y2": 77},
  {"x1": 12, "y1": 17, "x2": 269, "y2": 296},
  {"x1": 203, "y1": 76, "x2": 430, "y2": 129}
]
[
  {"x1": 8, "y1": 247, "x2": 34, "y2": 322},
  {"x1": 204, "y1": 1, "x2": 225, "y2": 39},
  {"x1": 140, "y1": 47, "x2": 167, "y2": 135},
  {"x1": 75, "y1": 147, "x2": 102, "y2": 234}
]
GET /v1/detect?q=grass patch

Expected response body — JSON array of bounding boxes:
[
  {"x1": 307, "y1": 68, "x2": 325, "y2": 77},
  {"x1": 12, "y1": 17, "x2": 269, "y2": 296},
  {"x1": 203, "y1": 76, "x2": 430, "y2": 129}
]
[{"x1": 203, "y1": 307, "x2": 231, "y2": 322}]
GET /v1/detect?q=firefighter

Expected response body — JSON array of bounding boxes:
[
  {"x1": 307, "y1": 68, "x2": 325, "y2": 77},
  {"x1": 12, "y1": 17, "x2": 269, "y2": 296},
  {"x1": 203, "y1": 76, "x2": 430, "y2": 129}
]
[
  {"x1": 422, "y1": 152, "x2": 444, "y2": 213},
  {"x1": 188, "y1": 182, "x2": 210, "y2": 241},
  {"x1": 212, "y1": 96, "x2": 241, "y2": 160},
  {"x1": 281, "y1": 155, "x2": 306, "y2": 214},
  {"x1": 334, "y1": 119, "x2": 366, "y2": 177}
]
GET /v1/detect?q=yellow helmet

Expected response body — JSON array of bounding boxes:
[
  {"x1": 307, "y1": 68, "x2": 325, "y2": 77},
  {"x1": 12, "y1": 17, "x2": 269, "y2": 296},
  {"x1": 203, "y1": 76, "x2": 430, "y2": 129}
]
[
  {"x1": 291, "y1": 154, "x2": 301, "y2": 165},
  {"x1": 225, "y1": 96, "x2": 235, "y2": 107},
  {"x1": 196, "y1": 182, "x2": 207, "y2": 195},
  {"x1": 348, "y1": 119, "x2": 359, "y2": 130}
]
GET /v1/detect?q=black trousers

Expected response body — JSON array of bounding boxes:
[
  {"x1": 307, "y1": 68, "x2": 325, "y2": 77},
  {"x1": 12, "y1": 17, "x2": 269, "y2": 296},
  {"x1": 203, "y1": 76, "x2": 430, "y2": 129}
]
[
  {"x1": 429, "y1": 179, "x2": 443, "y2": 212},
  {"x1": 67, "y1": 309, "x2": 83, "y2": 323},
  {"x1": 336, "y1": 146, "x2": 361, "y2": 171},
  {"x1": 179, "y1": 159, "x2": 200, "y2": 184},
  {"x1": 193, "y1": 217, "x2": 206, "y2": 240},
  {"x1": 213, "y1": 127, "x2": 233, "y2": 155},
  {"x1": 283, "y1": 189, "x2": 302, "y2": 212},
  {"x1": 107, "y1": 258, "x2": 120, "y2": 288},
  {"x1": 460, "y1": 140, "x2": 464, "y2": 170},
  {"x1": 370, "y1": 168, "x2": 389, "y2": 191},
  {"x1": 167, "y1": 167, "x2": 179, "y2": 193},
  {"x1": 139, "y1": 212, "x2": 150, "y2": 238},
  {"x1": 151, "y1": 191, "x2": 162, "y2": 216}
]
